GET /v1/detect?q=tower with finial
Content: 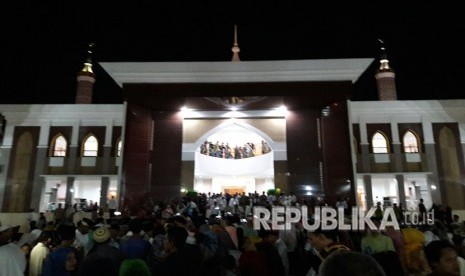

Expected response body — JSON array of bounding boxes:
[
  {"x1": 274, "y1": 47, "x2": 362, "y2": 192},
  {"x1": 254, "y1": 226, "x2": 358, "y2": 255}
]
[
  {"x1": 375, "y1": 39, "x2": 397, "y2": 100},
  {"x1": 231, "y1": 25, "x2": 240, "y2": 62},
  {"x1": 75, "y1": 43, "x2": 96, "y2": 104}
]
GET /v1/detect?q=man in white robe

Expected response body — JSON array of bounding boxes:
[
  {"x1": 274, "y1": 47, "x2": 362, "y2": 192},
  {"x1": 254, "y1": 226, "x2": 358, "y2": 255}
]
[{"x1": 0, "y1": 225, "x2": 26, "y2": 275}]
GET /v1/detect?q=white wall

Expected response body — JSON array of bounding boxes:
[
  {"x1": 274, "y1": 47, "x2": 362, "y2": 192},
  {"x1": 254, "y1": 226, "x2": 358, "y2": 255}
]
[
  {"x1": 371, "y1": 178, "x2": 398, "y2": 204},
  {"x1": 74, "y1": 179, "x2": 101, "y2": 204},
  {"x1": 255, "y1": 178, "x2": 275, "y2": 194},
  {"x1": 194, "y1": 152, "x2": 274, "y2": 178}
]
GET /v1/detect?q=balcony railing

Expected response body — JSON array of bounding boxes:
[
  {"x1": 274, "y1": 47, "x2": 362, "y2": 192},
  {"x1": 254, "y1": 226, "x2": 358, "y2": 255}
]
[
  {"x1": 45, "y1": 156, "x2": 119, "y2": 175},
  {"x1": 355, "y1": 153, "x2": 427, "y2": 173}
]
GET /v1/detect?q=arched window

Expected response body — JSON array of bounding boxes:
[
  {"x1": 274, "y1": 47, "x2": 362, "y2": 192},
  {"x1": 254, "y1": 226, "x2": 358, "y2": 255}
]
[
  {"x1": 372, "y1": 132, "x2": 389, "y2": 153},
  {"x1": 403, "y1": 130, "x2": 420, "y2": 153},
  {"x1": 51, "y1": 134, "x2": 67, "y2": 157},
  {"x1": 116, "y1": 139, "x2": 122, "y2": 157},
  {"x1": 82, "y1": 134, "x2": 98, "y2": 157}
]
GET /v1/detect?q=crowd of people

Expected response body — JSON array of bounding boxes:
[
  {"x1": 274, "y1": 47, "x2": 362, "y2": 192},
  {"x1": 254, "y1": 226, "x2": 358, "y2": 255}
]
[
  {"x1": 1, "y1": 191, "x2": 465, "y2": 275},
  {"x1": 200, "y1": 140, "x2": 272, "y2": 159}
]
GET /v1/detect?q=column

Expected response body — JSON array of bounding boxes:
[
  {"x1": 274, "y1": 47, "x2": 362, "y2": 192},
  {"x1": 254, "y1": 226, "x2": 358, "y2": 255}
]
[
  {"x1": 151, "y1": 111, "x2": 183, "y2": 201},
  {"x1": 122, "y1": 103, "x2": 152, "y2": 213},
  {"x1": 395, "y1": 174, "x2": 406, "y2": 206},
  {"x1": 50, "y1": 187, "x2": 58, "y2": 203},
  {"x1": 102, "y1": 121, "x2": 113, "y2": 174},
  {"x1": 392, "y1": 143, "x2": 403, "y2": 172},
  {"x1": 422, "y1": 119, "x2": 443, "y2": 204},
  {"x1": 0, "y1": 147, "x2": 12, "y2": 211},
  {"x1": 30, "y1": 124, "x2": 50, "y2": 211},
  {"x1": 360, "y1": 144, "x2": 371, "y2": 173},
  {"x1": 391, "y1": 122, "x2": 403, "y2": 172},
  {"x1": 360, "y1": 120, "x2": 371, "y2": 173},
  {"x1": 68, "y1": 123, "x2": 80, "y2": 173},
  {"x1": 65, "y1": 176, "x2": 75, "y2": 206},
  {"x1": 363, "y1": 175, "x2": 374, "y2": 208},
  {"x1": 460, "y1": 123, "x2": 465, "y2": 176},
  {"x1": 427, "y1": 174, "x2": 441, "y2": 204},
  {"x1": 286, "y1": 110, "x2": 322, "y2": 196},
  {"x1": 0, "y1": 125, "x2": 14, "y2": 211},
  {"x1": 100, "y1": 176, "x2": 110, "y2": 209}
]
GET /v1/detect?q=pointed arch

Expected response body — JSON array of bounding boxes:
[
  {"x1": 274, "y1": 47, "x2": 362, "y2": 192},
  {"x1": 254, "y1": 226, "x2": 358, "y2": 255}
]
[
  {"x1": 402, "y1": 130, "x2": 420, "y2": 153},
  {"x1": 372, "y1": 131, "x2": 389, "y2": 153},
  {"x1": 50, "y1": 133, "x2": 68, "y2": 157},
  {"x1": 82, "y1": 134, "x2": 99, "y2": 156}
]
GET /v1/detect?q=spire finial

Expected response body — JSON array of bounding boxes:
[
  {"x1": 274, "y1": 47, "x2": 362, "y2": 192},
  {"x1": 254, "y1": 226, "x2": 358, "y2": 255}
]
[
  {"x1": 375, "y1": 38, "x2": 397, "y2": 100},
  {"x1": 86, "y1": 43, "x2": 94, "y2": 62},
  {"x1": 378, "y1": 38, "x2": 391, "y2": 71},
  {"x1": 76, "y1": 42, "x2": 96, "y2": 104},
  {"x1": 80, "y1": 42, "x2": 95, "y2": 75},
  {"x1": 231, "y1": 25, "x2": 240, "y2": 62}
]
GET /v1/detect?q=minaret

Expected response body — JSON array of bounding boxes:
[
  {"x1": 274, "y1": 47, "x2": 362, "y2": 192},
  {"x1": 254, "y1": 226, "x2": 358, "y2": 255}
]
[
  {"x1": 231, "y1": 25, "x2": 240, "y2": 62},
  {"x1": 375, "y1": 39, "x2": 397, "y2": 100},
  {"x1": 75, "y1": 43, "x2": 96, "y2": 104}
]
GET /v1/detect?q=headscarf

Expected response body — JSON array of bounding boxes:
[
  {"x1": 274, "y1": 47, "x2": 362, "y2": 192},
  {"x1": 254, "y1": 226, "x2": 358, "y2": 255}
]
[
  {"x1": 119, "y1": 259, "x2": 150, "y2": 276},
  {"x1": 402, "y1": 227, "x2": 429, "y2": 273}
]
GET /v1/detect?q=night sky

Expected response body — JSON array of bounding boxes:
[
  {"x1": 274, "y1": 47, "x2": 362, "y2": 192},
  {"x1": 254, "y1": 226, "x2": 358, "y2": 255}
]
[{"x1": 2, "y1": 2, "x2": 464, "y2": 104}]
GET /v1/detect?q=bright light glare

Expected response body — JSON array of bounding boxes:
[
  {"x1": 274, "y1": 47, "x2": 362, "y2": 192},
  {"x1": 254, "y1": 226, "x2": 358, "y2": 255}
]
[
  {"x1": 267, "y1": 105, "x2": 287, "y2": 117},
  {"x1": 277, "y1": 105, "x2": 288, "y2": 116},
  {"x1": 277, "y1": 105, "x2": 287, "y2": 111},
  {"x1": 224, "y1": 111, "x2": 247, "y2": 118},
  {"x1": 180, "y1": 106, "x2": 191, "y2": 118}
]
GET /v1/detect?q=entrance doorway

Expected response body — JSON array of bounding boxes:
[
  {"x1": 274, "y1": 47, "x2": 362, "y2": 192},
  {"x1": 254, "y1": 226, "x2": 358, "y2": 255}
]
[
  {"x1": 224, "y1": 187, "x2": 245, "y2": 195},
  {"x1": 192, "y1": 121, "x2": 277, "y2": 194}
]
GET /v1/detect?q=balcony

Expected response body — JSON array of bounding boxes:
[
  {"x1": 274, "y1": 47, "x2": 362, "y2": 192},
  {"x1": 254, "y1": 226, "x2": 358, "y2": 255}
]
[
  {"x1": 46, "y1": 156, "x2": 119, "y2": 175},
  {"x1": 355, "y1": 153, "x2": 427, "y2": 173},
  {"x1": 370, "y1": 153, "x2": 392, "y2": 173},
  {"x1": 402, "y1": 153, "x2": 427, "y2": 172}
]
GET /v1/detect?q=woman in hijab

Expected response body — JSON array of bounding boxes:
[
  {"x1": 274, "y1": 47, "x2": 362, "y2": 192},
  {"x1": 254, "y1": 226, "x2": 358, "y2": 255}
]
[{"x1": 42, "y1": 247, "x2": 77, "y2": 276}]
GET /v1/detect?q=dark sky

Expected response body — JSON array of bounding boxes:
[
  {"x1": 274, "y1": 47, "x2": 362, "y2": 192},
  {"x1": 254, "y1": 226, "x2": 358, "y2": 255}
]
[{"x1": 2, "y1": 2, "x2": 464, "y2": 104}]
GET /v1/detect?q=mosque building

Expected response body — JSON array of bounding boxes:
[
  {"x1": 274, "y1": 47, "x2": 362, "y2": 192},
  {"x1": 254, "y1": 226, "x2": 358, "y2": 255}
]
[{"x1": 0, "y1": 30, "x2": 464, "y2": 215}]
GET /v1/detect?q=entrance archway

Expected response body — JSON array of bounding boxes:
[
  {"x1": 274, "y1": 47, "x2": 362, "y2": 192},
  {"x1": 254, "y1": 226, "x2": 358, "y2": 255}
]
[{"x1": 193, "y1": 122, "x2": 275, "y2": 194}]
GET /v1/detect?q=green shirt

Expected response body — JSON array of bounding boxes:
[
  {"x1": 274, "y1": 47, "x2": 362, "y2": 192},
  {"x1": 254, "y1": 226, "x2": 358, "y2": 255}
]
[{"x1": 361, "y1": 233, "x2": 395, "y2": 255}]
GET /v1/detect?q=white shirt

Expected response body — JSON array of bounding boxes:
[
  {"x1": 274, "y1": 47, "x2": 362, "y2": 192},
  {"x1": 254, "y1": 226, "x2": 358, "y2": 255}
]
[
  {"x1": 186, "y1": 201, "x2": 197, "y2": 211},
  {"x1": 280, "y1": 226, "x2": 297, "y2": 252},
  {"x1": 290, "y1": 195, "x2": 297, "y2": 204},
  {"x1": 74, "y1": 230, "x2": 91, "y2": 256},
  {"x1": 108, "y1": 198, "x2": 117, "y2": 209},
  {"x1": 275, "y1": 239, "x2": 289, "y2": 276},
  {"x1": 29, "y1": 242, "x2": 49, "y2": 276},
  {"x1": 228, "y1": 198, "x2": 236, "y2": 207},
  {"x1": 458, "y1": 256, "x2": 465, "y2": 276},
  {"x1": 0, "y1": 242, "x2": 26, "y2": 276}
]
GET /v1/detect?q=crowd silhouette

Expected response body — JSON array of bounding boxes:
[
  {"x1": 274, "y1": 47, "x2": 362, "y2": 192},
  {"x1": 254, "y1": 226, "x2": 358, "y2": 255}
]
[
  {"x1": 200, "y1": 140, "x2": 272, "y2": 159},
  {"x1": 1, "y1": 191, "x2": 464, "y2": 276}
]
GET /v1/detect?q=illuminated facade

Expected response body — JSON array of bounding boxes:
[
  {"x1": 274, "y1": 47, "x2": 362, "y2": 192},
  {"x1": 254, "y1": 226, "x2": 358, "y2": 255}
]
[{"x1": 0, "y1": 50, "x2": 464, "y2": 214}]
